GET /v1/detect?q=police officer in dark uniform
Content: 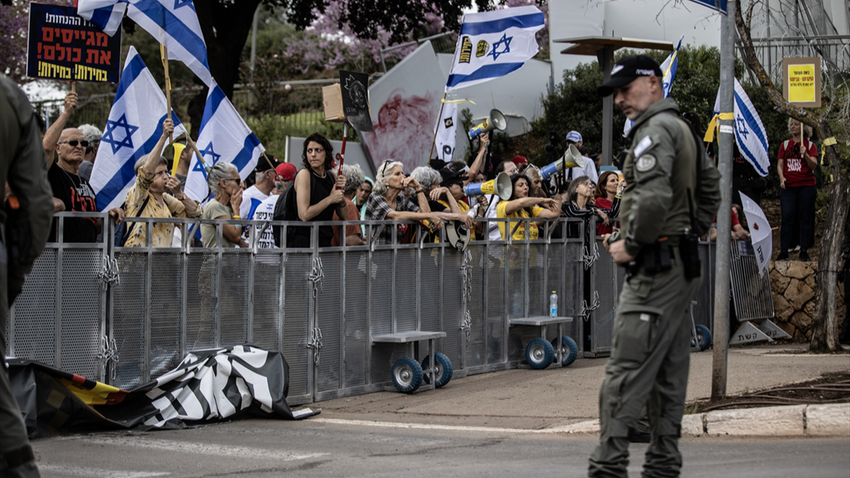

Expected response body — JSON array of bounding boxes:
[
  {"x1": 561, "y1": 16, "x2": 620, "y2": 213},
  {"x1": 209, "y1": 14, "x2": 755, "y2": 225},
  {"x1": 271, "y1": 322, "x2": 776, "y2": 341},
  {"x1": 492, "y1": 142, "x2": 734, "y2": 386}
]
[
  {"x1": 0, "y1": 73, "x2": 55, "y2": 477},
  {"x1": 589, "y1": 56, "x2": 720, "y2": 477}
]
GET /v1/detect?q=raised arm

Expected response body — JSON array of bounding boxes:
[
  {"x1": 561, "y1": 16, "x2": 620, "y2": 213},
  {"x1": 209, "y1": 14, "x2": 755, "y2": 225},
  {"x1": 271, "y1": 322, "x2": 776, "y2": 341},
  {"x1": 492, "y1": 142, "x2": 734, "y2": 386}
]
[
  {"x1": 465, "y1": 133, "x2": 489, "y2": 184},
  {"x1": 143, "y1": 118, "x2": 173, "y2": 179},
  {"x1": 43, "y1": 91, "x2": 77, "y2": 168}
]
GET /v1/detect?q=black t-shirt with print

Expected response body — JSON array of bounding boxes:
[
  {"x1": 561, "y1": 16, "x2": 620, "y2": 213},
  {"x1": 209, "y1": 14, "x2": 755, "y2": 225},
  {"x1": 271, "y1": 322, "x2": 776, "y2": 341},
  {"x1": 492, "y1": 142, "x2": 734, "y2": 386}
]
[{"x1": 48, "y1": 162, "x2": 98, "y2": 243}]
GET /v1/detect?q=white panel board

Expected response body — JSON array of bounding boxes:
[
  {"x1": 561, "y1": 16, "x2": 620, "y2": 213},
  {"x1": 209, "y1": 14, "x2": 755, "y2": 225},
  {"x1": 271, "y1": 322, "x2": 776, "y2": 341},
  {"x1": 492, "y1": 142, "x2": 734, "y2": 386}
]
[{"x1": 361, "y1": 41, "x2": 446, "y2": 173}]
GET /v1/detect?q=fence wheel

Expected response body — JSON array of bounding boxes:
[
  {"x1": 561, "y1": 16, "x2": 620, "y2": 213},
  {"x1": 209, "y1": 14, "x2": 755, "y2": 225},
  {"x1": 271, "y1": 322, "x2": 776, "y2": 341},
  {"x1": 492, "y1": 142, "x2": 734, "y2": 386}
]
[
  {"x1": 422, "y1": 353, "x2": 453, "y2": 388},
  {"x1": 392, "y1": 357, "x2": 423, "y2": 393},
  {"x1": 525, "y1": 338, "x2": 554, "y2": 370},
  {"x1": 551, "y1": 336, "x2": 578, "y2": 366},
  {"x1": 695, "y1": 325, "x2": 712, "y2": 351}
]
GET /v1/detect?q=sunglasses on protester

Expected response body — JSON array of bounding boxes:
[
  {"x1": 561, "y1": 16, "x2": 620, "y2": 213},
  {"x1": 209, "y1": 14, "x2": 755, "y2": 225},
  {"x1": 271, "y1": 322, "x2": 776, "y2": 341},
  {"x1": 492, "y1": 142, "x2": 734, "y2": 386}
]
[{"x1": 59, "y1": 140, "x2": 89, "y2": 148}]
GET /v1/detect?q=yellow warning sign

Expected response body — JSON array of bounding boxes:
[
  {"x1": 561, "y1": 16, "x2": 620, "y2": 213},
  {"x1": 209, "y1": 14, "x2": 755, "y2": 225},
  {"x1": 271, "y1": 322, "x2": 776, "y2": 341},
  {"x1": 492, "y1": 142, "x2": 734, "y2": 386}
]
[{"x1": 783, "y1": 57, "x2": 821, "y2": 108}]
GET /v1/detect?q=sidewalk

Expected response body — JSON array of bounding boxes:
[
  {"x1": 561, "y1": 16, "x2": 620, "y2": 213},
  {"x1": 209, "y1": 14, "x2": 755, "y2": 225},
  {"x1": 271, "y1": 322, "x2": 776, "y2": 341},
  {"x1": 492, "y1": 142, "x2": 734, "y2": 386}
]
[{"x1": 310, "y1": 344, "x2": 850, "y2": 437}]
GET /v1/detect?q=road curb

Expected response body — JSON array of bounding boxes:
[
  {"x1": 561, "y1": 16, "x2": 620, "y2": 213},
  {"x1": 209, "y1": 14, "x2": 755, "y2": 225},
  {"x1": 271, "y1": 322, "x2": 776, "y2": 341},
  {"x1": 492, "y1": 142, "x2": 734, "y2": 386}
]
[{"x1": 549, "y1": 403, "x2": 850, "y2": 437}]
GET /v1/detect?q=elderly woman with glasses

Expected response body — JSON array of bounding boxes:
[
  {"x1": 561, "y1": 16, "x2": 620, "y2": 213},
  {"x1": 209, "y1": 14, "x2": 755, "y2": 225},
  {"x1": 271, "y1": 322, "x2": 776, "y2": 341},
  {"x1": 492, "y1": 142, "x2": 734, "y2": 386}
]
[
  {"x1": 291, "y1": 132, "x2": 347, "y2": 248},
  {"x1": 123, "y1": 118, "x2": 201, "y2": 247},
  {"x1": 201, "y1": 162, "x2": 246, "y2": 248},
  {"x1": 365, "y1": 160, "x2": 442, "y2": 244}
]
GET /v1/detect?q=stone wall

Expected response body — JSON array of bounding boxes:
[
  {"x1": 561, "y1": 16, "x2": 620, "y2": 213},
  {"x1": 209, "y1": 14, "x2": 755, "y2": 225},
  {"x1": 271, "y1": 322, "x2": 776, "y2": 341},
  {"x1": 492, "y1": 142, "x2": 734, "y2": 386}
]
[{"x1": 769, "y1": 261, "x2": 847, "y2": 341}]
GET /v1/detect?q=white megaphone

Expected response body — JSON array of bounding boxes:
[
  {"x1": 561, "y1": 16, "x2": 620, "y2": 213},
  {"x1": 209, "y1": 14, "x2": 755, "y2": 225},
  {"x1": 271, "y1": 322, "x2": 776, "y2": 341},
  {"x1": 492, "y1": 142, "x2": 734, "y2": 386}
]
[
  {"x1": 464, "y1": 172, "x2": 512, "y2": 200},
  {"x1": 540, "y1": 144, "x2": 585, "y2": 180},
  {"x1": 467, "y1": 109, "x2": 507, "y2": 140}
]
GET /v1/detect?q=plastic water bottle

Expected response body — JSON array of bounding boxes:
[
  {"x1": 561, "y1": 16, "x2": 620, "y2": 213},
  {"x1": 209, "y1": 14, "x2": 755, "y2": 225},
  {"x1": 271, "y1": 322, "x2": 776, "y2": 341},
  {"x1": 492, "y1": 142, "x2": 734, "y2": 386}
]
[{"x1": 549, "y1": 291, "x2": 558, "y2": 318}]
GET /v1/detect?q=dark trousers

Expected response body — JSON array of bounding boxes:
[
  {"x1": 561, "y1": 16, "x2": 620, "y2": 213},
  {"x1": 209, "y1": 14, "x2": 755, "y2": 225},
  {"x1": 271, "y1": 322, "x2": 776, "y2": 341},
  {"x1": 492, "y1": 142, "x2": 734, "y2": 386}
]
[{"x1": 779, "y1": 185, "x2": 816, "y2": 253}]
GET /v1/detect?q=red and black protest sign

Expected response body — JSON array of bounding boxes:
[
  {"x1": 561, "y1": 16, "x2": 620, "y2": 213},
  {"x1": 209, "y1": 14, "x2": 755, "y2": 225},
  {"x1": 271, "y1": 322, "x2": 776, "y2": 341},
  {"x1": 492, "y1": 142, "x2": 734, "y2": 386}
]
[{"x1": 26, "y1": 3, "x2": 122, "y2": 83}]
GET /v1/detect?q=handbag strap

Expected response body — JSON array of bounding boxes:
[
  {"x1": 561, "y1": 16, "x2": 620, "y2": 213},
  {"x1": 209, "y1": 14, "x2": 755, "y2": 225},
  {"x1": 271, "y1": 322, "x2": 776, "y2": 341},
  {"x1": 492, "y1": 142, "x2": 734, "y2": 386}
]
[{"x1": 121, "y1": 194, "x2": 152, "y2": 244}]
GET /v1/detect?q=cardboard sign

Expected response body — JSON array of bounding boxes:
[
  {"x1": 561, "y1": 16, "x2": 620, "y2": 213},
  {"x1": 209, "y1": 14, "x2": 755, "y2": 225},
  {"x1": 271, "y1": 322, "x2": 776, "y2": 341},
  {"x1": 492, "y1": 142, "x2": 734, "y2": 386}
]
[
  {"x1": 782, "y1": 57, "x2": 821, "y2": 108},
  {"x1": 26, "y1": 3, "x2": 122, "y2": 83}
]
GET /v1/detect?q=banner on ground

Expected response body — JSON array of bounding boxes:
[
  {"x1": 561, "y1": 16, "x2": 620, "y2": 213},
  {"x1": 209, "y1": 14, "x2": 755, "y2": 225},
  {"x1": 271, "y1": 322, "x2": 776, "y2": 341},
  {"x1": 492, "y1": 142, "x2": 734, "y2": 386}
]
[
  {"x1": 9, "y1": 346, "x2": 318, "y2": 438},
  {"x1": 77, "y1": 0, "x2": 213, "y2": 86},
  {"x1": 184, "y1": 83, "x2": 264, "y2": 202},
  {"x1": 90, "y1": 46, "x2": 187, "y2": 212},
  {"x1": 445, "y1": 6, "x2": 545, "y2": 92},
  {"x1": 26, "y1": 3, "x2": 122, "y2": 82}
]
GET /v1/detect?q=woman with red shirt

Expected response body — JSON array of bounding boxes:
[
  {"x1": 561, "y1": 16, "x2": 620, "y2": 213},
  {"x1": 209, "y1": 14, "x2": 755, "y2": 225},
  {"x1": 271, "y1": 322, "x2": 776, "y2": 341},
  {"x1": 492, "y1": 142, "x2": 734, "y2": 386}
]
[
  {"x1": 593, "y1": 170, "x2": 623, "y2": 236},
  {"x1": 776, "y1": 118, "x2": 818, "y2": 261}
]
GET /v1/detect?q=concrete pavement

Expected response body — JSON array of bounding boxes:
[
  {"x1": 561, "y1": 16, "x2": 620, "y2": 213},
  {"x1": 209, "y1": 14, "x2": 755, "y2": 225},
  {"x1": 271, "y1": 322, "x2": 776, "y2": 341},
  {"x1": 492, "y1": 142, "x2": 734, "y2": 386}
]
[{"x1": 308, "y1": 344, "x2": 850, "y2": 437}]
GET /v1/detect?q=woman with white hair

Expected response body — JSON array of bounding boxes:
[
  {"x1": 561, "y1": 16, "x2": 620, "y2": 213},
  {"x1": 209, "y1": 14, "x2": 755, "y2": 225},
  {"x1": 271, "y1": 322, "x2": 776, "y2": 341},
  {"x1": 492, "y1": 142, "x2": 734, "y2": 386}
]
[
  {"x1": 332, "y1": 164, "x2": 366, "y2": 246},
  {"x1": 76, "y1": 123, "x2": 101, "y2": 182},
  {"x1": 365, "y1": 160, "x2": 442, "y2": 244},
  {"x1": 201, "y1": 161, "x2": 246, "y2": 248},
  {"x1": 409, "y1": 166, "x2": 474, "y2": 242},
  {"x1": 123, "y1": 118, "x2": 201, "y2": 247}
]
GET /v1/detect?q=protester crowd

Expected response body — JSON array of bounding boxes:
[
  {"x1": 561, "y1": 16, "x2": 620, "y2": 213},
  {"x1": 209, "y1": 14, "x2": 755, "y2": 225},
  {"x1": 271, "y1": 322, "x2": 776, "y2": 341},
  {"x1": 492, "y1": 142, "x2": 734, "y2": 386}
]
[{"x1": 39, "y1": 90, "x2": 824, "y2": 265}]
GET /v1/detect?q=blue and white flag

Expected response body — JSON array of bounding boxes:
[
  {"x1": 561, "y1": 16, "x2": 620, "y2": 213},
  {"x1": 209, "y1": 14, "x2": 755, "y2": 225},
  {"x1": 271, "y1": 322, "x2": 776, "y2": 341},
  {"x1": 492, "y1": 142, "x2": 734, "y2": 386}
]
[
  {"x1": 78, "y1": 0, "x2": 213, "y2": 87},
  {"x1": 624, "y1": 35, "x2": 683, "y2": 136},
  {"x1": 445, "y1": 6, "x2": 545, "y2": 92},
  {"x1": 75, "y1": 0, "x2": 127, "y2": 36},
  {"x1": 90, "y1": 46, "x2": 187, "y2": 212},
  {"x1": 712, "y1": 78, "x2": 770, "y2": 177},
  {"x1": 184, "y1": 84, "x2": 264, "y2": 202}
]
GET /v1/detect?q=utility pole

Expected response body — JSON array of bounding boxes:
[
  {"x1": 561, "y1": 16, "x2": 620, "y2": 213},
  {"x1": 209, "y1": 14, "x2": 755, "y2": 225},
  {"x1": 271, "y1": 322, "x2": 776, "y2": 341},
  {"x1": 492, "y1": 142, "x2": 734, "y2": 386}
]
[{"x1": 712, "y1": 0, "x2": 736, "y2": 400}]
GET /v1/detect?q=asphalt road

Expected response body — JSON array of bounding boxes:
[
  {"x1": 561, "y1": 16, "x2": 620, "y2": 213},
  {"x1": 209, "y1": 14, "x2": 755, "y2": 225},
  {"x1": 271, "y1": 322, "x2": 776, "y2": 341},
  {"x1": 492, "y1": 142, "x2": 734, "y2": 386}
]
[{"x1": 32, "y1": 418, "x2": 850, "y2": 477}]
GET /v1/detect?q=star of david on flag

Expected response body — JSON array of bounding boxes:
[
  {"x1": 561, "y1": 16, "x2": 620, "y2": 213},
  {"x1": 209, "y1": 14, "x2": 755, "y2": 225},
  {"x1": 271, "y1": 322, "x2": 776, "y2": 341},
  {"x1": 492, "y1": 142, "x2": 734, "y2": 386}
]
[
  {"x1": 445, "y1": 6, "x2": 545, "y2": 92},
  {"x1": 710, "y1": 78, "x2": 770, "y2": 177},
  {"x1": 78, "y1": 0, "x2": 213, "y2": 86},
  {"x1": 184, "y1": 83, "x2": 265, "y2": 202},
  {"x1": 101, "y1": 114, "x2": 140, "y2": 154},
  {"x1": 90, "y1": 46, "x2": 187, "y2": 212}
]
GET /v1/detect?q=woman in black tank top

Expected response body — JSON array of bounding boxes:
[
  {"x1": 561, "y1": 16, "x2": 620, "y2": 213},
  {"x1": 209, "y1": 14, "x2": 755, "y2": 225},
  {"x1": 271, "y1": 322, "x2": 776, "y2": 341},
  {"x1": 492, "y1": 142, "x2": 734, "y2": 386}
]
[{"x1": 291, "y1": 133, "x2": 347, "y2": 248}]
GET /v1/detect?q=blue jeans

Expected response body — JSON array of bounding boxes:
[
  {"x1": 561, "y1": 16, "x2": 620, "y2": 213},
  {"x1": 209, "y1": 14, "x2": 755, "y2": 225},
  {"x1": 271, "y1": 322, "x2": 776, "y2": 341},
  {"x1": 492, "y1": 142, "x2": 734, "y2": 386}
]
[{"x1": 779, "y1": 185, "x2": 816, "y2": 253}]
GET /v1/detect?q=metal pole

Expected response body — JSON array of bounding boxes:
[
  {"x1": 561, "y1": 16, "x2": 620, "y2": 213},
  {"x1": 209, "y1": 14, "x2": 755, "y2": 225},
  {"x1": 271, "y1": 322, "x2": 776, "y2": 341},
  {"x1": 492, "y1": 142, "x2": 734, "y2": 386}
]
[
  {"x1": 712, "y1": 0, "x2": 736, "y2": 400},
  {"x1": 599, "y1": 44, "x2": 614, "y2": 166}
]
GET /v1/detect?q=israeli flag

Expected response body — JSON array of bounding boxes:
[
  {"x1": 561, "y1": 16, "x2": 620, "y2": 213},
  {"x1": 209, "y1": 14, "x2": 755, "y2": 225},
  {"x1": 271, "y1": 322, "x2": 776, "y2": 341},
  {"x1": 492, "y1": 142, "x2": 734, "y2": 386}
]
[
  {"x1": 76, "y1": 0, "x2": 127, "y2": 36},
  {"x1": 184, "y1": 84, "x2": 264, "y2": 202},
  {"x1": 624, "y1": 36, "x2": 683, "y2": 137},
  {"x1": 90, "y1": 46, "x2": 187, "y2": 212},
  {"x1": 78, "y1": 0, "x2": 213, "y2": 87},
  {"x1": 712, "y1": 78, "x2": 770, "y2": 177},
  {"x1": 445, "y1": 6, "x2": 545, "y2": 92}
]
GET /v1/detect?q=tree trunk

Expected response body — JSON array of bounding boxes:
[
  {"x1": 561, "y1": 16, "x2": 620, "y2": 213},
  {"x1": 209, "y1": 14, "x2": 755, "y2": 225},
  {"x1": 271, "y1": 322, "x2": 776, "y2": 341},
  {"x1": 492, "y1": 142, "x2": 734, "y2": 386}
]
[
  {"x1": 809, "y1": 119, "x2": 847, "y2": 352},
  {"x1": 187, "y1": 0, "x2": 263, "y2": 138},
  {"x1": 734, "y1": 2, "x2": 846, "y2": 351}
]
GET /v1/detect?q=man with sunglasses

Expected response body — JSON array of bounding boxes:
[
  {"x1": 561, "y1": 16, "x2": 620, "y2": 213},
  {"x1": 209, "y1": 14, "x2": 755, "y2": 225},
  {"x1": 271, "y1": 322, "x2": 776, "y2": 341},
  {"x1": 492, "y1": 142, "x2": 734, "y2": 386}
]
[{"x1": 48, "y1": 128, "x2": 123, "y2": 242}]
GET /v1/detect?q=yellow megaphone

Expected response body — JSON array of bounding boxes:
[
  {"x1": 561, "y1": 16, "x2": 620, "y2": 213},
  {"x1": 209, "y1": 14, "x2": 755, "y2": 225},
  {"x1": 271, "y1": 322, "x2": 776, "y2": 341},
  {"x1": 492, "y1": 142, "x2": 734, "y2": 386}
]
[
  {"x1": 467, "y1": 109, "x2": 507, "y2": 140},
  {"x1": 540, "y1": 144, "x2": 584, "y2": 180},
  {"x1": 464, "y1": 171, "x2": 512, "y2": 200}
]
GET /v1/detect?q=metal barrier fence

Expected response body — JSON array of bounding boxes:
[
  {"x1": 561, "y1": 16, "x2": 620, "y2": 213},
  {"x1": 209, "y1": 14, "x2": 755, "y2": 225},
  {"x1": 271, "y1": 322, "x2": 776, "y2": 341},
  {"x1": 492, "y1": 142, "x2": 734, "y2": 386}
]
[{"x1": 5, "y1": 213, "x2": 586, "y2": 405}]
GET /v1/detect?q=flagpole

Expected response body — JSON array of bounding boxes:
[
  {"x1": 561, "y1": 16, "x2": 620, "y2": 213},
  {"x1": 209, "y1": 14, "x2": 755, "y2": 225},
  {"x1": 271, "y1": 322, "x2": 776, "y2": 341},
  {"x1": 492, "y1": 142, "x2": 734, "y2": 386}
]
[
  {"x1": 161, "y1": 43, "x2": 174, "y2": 144},
  {"x1": 184, "y1": 134, "x2": 208, "y2": 169},
  {"x1": 428, "y1": 93, "x2": 448, "y2": 162}
]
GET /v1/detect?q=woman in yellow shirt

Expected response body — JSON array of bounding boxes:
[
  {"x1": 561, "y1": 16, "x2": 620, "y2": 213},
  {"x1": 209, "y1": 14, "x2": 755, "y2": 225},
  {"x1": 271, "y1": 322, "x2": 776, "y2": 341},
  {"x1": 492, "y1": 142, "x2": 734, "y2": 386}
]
[{"x1": 496, "y1": 173, "x2": 561, "y2": 240}]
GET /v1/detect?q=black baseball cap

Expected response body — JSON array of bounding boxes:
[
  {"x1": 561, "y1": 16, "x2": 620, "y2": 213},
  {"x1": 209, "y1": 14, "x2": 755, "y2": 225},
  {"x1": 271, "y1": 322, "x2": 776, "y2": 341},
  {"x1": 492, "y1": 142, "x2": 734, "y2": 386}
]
[
  {"x1": 439, "y1": 168, "x2": 467, "y2": 187},
  {"x1": 256, "y1": 154, "x2": 281, "y2": 173},
  {"x1": 598, "y1": 55, "x2": 663, "y2": 97}
]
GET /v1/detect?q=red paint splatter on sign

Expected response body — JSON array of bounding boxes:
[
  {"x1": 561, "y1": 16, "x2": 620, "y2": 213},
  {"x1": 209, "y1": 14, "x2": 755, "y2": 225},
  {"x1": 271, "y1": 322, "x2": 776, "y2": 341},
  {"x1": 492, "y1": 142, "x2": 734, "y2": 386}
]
[{"x1": 362, "y1": 89, "x2": 437, "y2": 173}]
